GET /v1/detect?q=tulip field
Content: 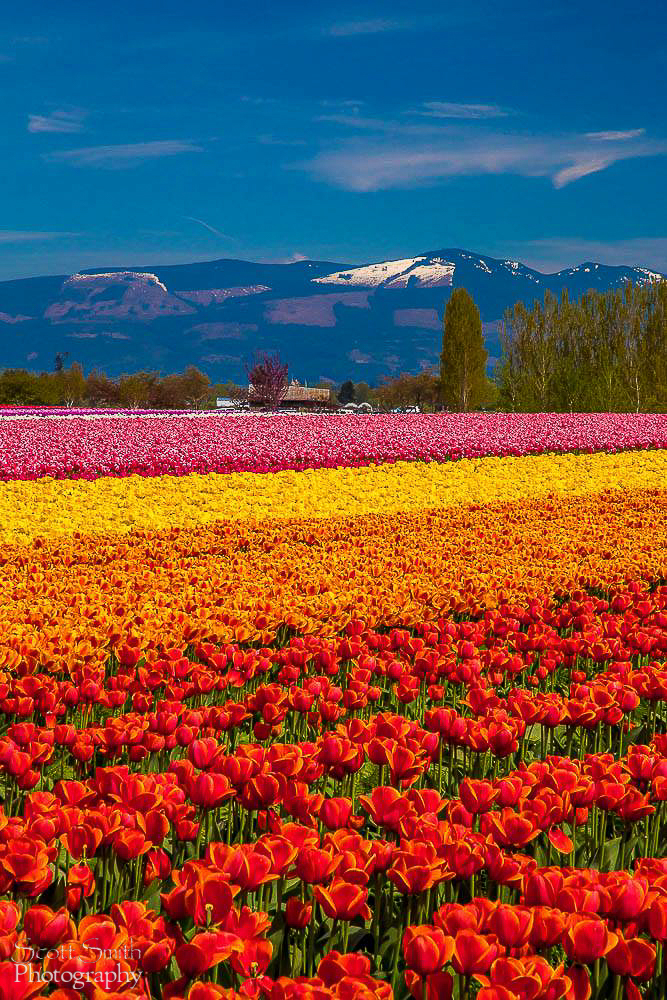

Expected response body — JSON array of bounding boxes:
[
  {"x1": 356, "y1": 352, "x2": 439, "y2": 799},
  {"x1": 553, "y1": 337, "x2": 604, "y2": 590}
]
[{"x1": 2, "y1": 410, "x2": 667, "y2": 1000}]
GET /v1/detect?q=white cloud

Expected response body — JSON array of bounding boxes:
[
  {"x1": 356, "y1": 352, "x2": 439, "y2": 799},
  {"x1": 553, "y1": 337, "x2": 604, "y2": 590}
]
[
  {"x1": 0, "y1": 230, "x2": 77, "y2": 242},
  {"x1": 256, "y1": 252, "x2": 309, "y2": 264},
  {"x1": 416, "y1": 102, "x2": 510, "y2": 120},
  {"x1": 295, "y1": 127, "x2": 667, "y2": 192},
  {"x1": 43, "y1": 140, "x2": 203, "y2": 168},
  {"x1": 28, "y1": 109, "x2": 86, "y2": 133},
  {"x1": 585, "y1": 129, "x2": 645, "y2": 141},
  {"x1": 348, "y1": 348, "x2": 371, "y2": 363},
  {"x1": 552, "y1": 157, "x2": 615, "y2": 188}
]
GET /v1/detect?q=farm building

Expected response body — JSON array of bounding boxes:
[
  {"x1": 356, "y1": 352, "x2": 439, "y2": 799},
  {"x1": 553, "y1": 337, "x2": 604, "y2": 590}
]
[{"x1": 248, "y1": 379, "x2": 331, "y2": 409}]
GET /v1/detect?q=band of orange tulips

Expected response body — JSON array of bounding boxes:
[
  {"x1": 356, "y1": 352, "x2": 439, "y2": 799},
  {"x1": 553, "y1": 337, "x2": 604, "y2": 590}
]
[{"x1": 0, "y1": 489, "x2": 665, "y2": 670}]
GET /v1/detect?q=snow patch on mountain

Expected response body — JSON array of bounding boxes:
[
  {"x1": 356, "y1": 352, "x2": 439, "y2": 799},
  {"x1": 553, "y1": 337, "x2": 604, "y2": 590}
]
[
  {"x1": 313, "y1": 257, "x2": 425, "y2": 287},
  {"x1": 390, "y1": 259, "x2": 455, "y2": 288},
  {"x1": 312, "y1": 256, "x2": 455, "y2": 289},
  {"x1": 45, "y1": 271, "x2": 197, "y2": 323},
  {"x1": 65, "y1": 271, "x2": 169, "y2": 293}
]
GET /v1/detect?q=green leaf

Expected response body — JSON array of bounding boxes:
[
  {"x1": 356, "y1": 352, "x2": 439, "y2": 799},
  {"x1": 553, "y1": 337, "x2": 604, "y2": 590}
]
[
  {"x1": 380, "y1": 927, "x2": 400, "y2": 956},
  {"x1": 626, "y1": 723, "x2": 647, "y2": 746},
  {"x1": 600, "y1": 836, "x2": 621, "y2": 870},
  {"x1": 533, "y1": 841, "x2": 549, "y2": 867}
]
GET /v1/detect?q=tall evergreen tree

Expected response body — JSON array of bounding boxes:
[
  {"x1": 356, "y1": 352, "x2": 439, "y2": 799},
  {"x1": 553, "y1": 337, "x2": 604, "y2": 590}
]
[
  {"x1": 440, "y1": 288, "x2": 488, "y2": 411},
  {"x1": 338, "y1": 380, "x2": 356, "y2": 404}
]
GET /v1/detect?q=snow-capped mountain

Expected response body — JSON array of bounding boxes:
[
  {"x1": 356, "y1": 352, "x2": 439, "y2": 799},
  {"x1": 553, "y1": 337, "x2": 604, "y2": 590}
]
[
  {"x1": 312, "y1": 256, "x2": 455, "y2": 289},
  {"x1": 0, "y1": 249, "x2": 663, "y2": 383}
]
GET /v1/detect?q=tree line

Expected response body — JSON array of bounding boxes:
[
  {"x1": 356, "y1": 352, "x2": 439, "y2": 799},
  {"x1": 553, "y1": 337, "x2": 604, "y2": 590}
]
[
  {"x1": 373, "y1": 281, "x2": 667, "y2": 413},
  {"x1": 496, "y1": 281, "x2": 667, "y2": 413},
  {"x1": 0, "y1": 364, "x2": 215, "y2": 408}
]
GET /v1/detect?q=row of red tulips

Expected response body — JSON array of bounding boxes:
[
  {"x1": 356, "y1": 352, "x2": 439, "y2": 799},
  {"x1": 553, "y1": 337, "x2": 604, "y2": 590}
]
[
  {"x1": 3, "y1": 742, "x2": 667, "y2": 998},
  {"x1": 0, "y1": 579, "x2": 666, "y2": 997}
]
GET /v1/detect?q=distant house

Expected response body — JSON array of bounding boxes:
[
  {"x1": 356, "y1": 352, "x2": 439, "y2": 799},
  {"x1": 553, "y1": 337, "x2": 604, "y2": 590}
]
[
  {"x1": 216, "y1": 397, "x2": 236, "y2": 409},
  {"x1": 247, "y1": 379, "x2": 331, "y2": 409},
  {"x1": 283, "y1": 380, "x2": 331, "y2": 407}
]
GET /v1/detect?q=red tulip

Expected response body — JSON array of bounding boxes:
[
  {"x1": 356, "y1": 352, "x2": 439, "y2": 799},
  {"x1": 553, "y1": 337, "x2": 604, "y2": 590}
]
[
  {"x1": 315, "y1": 878, "x2": 371, "y2": 922},
  {"x1": 451, "y1": 930, "x2": 498, "y2": 975},
  {"x1": 285, "y1": 897, "x2": 312, "y2": 929},
  {"x1": 564, "y1": 916, "x2": 616, "y2": 965},
  {"x1": 403, "y1": 925, "x2": 454, "y2": 976},
  {"x1": 295, "y1": 847, "x2": 339, "y2": 885},
  {"x1": 23, "y1": 906, "x2": 71, "y2": 948},
  {"x1": 606, "y1": 934, "x2": 656, "y2": 981}
]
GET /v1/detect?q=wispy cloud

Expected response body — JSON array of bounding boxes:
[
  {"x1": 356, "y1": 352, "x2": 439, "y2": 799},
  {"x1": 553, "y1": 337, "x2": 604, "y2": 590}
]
[
  {"x1": 552, "y1": 157, "x2": 614, "y2": 188},
  {"x1": 316, "y1": 114, "x2": 392, "y2": 130},
  {"x1": 0, "y1": 230, "x2": 77, "y2": 243},
  {"x1": 316, "y1": 110, "x2": 509, "y2": 133},
  {"x1": 319, "y1": 100, "x2": 366, "y2": 109},
  {"x1": 295, "y1": 126, "x2": 666, "y2": 192},
  {"x1": 28, "y1": 109, "x2": 86, "y2": 134},
  {"x1": 256, "y1": 252, "x2": 309, "y2": 264},
  {"x1": 240, "y1": 96, "x2": 278, "y2": 105},
  {"x1": 416, "y1": 101, "x2": 510, "y2": 120},
  {"x1": 325, "y1": 18, "x2": 417, "y2": 37},
  {"x1": 184, "y1": 216, "x2": 236, "y2": 241},
  {"x1": 256, "y1": 134, "x2": 308, "y2": 147},
  {"x1": 585, "y1": 128, "x2": 645, "y2": 141},
  {"x1": 43, "y1": 140, "x2": 203, "y2": 168}
]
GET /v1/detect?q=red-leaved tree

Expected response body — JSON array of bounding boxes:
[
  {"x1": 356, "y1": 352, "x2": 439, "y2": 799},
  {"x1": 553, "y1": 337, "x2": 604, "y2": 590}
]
[{"x1": 245, "y1": 352, "x2": 289, "y2": 408}]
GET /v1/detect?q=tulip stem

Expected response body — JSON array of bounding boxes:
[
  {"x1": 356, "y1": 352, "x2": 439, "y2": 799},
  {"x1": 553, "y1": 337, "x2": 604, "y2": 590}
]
[
  {"x1": 371, "y1": 873, "x2": 381, "y2": 969},
  {"x1": 390, "y1": 897, "x2": 406, "y2": 996},
  {"x1": 612, "y1": 974, "x2": 622, "y2": 1000},
  {"x1": 307, "y1": 900, "x2": 317, "y2": 976}
]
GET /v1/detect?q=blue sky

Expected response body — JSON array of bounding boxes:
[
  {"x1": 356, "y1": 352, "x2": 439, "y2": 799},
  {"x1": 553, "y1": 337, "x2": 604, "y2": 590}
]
[{"x1": 2, "y1": 0, "x2": 667, "y2": 280}]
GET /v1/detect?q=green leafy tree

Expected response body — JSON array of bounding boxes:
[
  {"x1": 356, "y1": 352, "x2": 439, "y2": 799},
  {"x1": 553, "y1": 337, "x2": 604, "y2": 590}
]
[
  {"x1": 118, "y1": 372, "x2": 159, "y2": 409},
  {"x1": 354, "y1": 381, "x2": 371, "y2": 403},
  {"x1": 496, "y1": 281, "x2": 667, "y2": 413},
  {"x1": 371, "y1": 369, "x2": 440, "y2": 411},
  {"x1": 440, "y1": 288, "x2": 488, "y2": 411},
  {"x1": 0, "y1": 370, "x2": 42, "y2": 405},
  {"x1": 85, "y1": 371, "x2": 121, "y2": 407},
  {"x1": 55, "y1": 363, "x2": 86, "y2": 406},
  {"x1": 181, "y1": 365, "x2": 213, "y2": 409}
]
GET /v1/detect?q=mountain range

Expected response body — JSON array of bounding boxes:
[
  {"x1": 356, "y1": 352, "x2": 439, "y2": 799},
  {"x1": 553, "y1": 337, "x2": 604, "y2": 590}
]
[{"x1": 0, "y1": 250, "x2": 663, "y2": 385}]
